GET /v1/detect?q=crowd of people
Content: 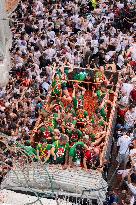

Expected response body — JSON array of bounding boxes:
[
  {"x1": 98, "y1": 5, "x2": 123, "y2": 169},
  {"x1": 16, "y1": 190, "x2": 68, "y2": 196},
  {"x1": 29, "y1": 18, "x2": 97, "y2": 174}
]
[{"x1": 0, "y1": 0, "x2": 136, "y2": 204}]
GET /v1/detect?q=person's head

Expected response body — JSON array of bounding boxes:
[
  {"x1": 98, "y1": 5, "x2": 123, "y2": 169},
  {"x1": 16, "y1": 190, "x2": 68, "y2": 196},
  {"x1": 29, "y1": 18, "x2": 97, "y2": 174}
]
[
  {"x1": 122, "y1": 90, "x2": 127, "y2": 96},
  {"x1": 128, "y1": 104, "x2": 134, "y2": 112},
  {"x1": 24, "y1": 141, "x2": 31, "y2": 146},
  {"x1": 100, "y1": 66, "x2": 104, "y2": 72},
  {"x1": 54, "y1": 129, "x2": 60, "y2": 137},
  {"x1": 67, "y1": 112, "x2": 72, "y2": 118},
  {"x1": 123, "y1": 197, "x2": 131, "y2": 205},
  {"x1": 41, "y1": 35, "x2": 45, "y2": 40},
  {"x1": 107, "y1": 187, "x2": 114, "y2": 196},
  {"x1": 76, "y1": 90, "x2": 81, "y2": 98},
  {"x1": 54, "y1": 74, "x2": 60, "y2": 81},
  {"x1": 93, "y1": 147, "x2": 100, "y2": 156},
  {"x1": 83, "y1": 135, "x2": 89, "y2": 144},
  {"x1": 59, "y1": 134, "x2": 68, "y2": 145},
  {"x1": 75, "y1": 144, "x2": 85, "y2": 158},
  {"x1": 42, "y1": 139, "x2": 47, "y2": 147}
]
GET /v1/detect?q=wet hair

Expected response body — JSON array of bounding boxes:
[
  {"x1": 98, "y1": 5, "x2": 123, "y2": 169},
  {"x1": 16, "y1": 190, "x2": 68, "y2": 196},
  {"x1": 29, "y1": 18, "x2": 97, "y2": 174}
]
[
  {"x1": 75, "y1": 144, "x2": 85, "y2": 160},
  {"x1": 24, "y1": 141, "x2": 31, "y2": 146},
  {"x1": 60, "y1": 134, "x2": 67, "y2": 142},
  {"x1": 34, "y1": 46, "x2": 39, "y2": 52},
  {"x1": 76, "y1": 144, "x2": 84, "y2": 151},
  {"x1": 131, "y1": 173, "x2": 136, "y2": 184},
  {"x1": 129, "y1": 104, "x2": 134, "y2": 110}
]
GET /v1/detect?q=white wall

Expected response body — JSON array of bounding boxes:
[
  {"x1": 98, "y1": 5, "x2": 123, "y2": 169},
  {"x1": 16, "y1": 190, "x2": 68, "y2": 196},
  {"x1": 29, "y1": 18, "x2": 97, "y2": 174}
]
[{"x1": 0, "y1": 0, "x2": 12, "y2": 87}]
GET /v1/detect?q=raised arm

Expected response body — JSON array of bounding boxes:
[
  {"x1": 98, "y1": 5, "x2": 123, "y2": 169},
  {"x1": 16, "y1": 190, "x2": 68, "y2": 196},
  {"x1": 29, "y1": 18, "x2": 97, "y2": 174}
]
[
  {"x1": 45, "y1": 150, "x2": 51, "y2": 163},
  {"x1": 51, "y1": 146, "x2": 56, "y2": 161},
  {"x1": 83, "y1": 157, "x2": 88, "y2": 171}
]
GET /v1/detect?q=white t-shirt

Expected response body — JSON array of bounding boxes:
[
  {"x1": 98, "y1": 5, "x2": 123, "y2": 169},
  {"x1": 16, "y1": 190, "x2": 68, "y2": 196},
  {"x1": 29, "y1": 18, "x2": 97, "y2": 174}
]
[
  {"x1": 117, "y1": 3, "x2": 124, "y2": 9},
  {"x1": 47, "y1": 31, "x2": 55, "y2": 40},
  {"x1": 34, "y1": 51, "x2": 41, "y2": 60},
  {"x1": 39, "y1": 39, "x2": 47, "y2": 48},
  {"x1": 38, "y1": 19, "x2": 44, "y2": 30},
  {"x1": 120, "y1": 95, "x2": 129, "y2": 105},
  {"x1": 117, "y1": 169, "x2": 130, "y2": 178},
  {"x1": 77, "y1": 37, "x2": 86, "y2": 47},
  {"x1": 33, "y1": 51, "x2": 41, "y2": 65},
  {"x1": 91, "y1": 39, "x2": 99, "y2": 54},
  {"x1": 121, "y1": 83, "x2": 134, "y2": 97},
  {"x1": 117, "y1": 54, "x2": 124, "y2": 68},
  {"x1": 128, "y1": 183, "x2": 136, "y2": 197},
  {"x1": 129, "y1": 148, "x2": 136, "y2": 156},
  {"x1": 45, "y1": 48, "x2": 56, "y2": 60},
  {"x1": 42, "y1": 82, "x2": 50, "y2": 91},
  {"x1": 35, "y1": 0, "x2": 44, "y2": 13},
  {"x1": 117, "y1": 135, "x2": 131, "y2": 154},
  {"x1": 125, "y1": 110, "x2": 136, "y2": 127},
  {"x1": 130, "y1": 44, "x2": 136, "y2": 60}
]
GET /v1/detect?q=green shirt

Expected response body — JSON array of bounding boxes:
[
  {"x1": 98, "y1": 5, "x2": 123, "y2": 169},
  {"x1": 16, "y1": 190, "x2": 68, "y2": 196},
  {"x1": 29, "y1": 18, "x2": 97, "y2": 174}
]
[
  {"x1": 37, "y1": 143, "x2": 52, "y2": 151},
  {"x1": 40, "y1": 126, "x2": 46, "y2": 133},
  {"x1": 52, "y1": 117, "x2": 58, "y2": 129},
  {"x1": 56, "y1": 69, "x2": 61, "y2": 78},
  {"x1": 64, "y1": 67, "x2": 69, "y2": 75},
  {"x1": 91, "y1": 117, "x2": 95, "y2": 124},
  {"x1": 84, "y1": 110, "x2": 88, "y2": 118},
  {"x1": 53, "y1": 113, "x2": 58, "y2": 118},
  {"x1": 51, "y1": 80, "x2": 61, "y2": 96},
  {"x1": 69, "y1": 129, "x2": 83, "y2": 142},
  {"x1": 16, "y1": 143, "x2": 37, "y2": 157},
  {"x1": 69, "y1": 142, "x2": 85, "y2": 161},
  {"x1": 73, "y1": 95, "x2": 83, "y2": 110},
  {"x1": 24, "y1": 146, "x2": 37, "y2": 157},
  {"x1": 95, "y1": 71, "x2": 102, "y2": 80},
  {"x1": 52, "y1": 141, "x2": 69, "y2": 163},
  {"x1": 96, "y1": 90, "x2": 106, "y2": 102},
  {"x1": 100, "y1": 107, "x2": 107, "y2": 121},
  {"x1": 77, "y1": 129, "x2": 83, "y2": 138},
  {"x1": 96, "y1": 90, "x2": 101, "y2": 100},
  {"x1": 89, "y1": 133, "x2": 96, "y2": 142},
  {"x1": 99, "y1": 120, "x2": 104, "y2": 126},
  {"x1": 67, "y1": 129, "x2": 83, "y2": 143},
  {"x1": 37, "y1": 143, "x2": 52, "y2": 162},
  {"x1": 72, "y1": 120, "x2": 77, "y2": 126}
]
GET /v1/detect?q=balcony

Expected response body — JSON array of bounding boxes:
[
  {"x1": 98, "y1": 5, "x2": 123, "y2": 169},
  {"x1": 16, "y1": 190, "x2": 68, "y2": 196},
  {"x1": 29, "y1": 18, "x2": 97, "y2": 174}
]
[{"x1": 6, "y1": 0, "x2": 19, "y2": 14}]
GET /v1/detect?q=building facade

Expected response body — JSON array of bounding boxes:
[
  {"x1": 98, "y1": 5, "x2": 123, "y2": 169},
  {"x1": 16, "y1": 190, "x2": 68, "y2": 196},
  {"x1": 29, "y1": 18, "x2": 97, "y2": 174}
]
[{"x1": 0, "y1": 0, "x2": 13, "y2": 87}]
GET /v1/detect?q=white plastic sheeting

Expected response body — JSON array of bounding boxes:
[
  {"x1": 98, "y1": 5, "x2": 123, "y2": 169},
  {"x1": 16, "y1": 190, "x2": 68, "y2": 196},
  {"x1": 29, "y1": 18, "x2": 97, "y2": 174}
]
[
  {"x1": 0, "y1": 189, "x2": 72, "y2": 205},
  {"x1": 1, "y1": 163, "x2": 107, "y2": 203}
]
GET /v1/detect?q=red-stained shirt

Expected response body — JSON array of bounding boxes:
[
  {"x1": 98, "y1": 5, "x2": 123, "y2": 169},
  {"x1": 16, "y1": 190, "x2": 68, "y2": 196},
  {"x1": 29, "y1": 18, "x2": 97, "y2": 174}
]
[
  {"x1": 114, "y1": 8, "x2": 120, "y2": 17},
  {"x1": 130, "y1": 89, "x2": 136, "y2": 103},
  {"x1": 118, "y1": 107, "x2": 127, "y2": 118},
  {"x1": 85, "y1": 150, "x2": 94, "y2": 164}
]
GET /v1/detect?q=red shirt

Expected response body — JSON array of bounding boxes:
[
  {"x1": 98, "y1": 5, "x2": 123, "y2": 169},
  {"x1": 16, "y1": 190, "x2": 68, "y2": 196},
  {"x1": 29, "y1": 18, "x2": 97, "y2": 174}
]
[
  {"x1": 114, "y1": 8, "x2": 120, "y2": 17},
  {"x1": 130, "y1": 61, "x2": 136, "y2": 67},
  {"x1": 118, "y1": 107, "x2": 127, "y2": 118},
  {"x1": 85, "y1": 150, "x2": 93, "y2": 164},
  {"x1": 130, "y1": 89, "x2": 136, "y2": 103}
]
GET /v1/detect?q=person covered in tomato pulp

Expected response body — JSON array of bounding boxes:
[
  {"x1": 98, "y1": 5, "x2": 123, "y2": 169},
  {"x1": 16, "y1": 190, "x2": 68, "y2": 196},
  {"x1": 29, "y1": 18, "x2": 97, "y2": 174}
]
[{"x1": 51, "y1": 134, "x2": 69, "y2": 166}]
